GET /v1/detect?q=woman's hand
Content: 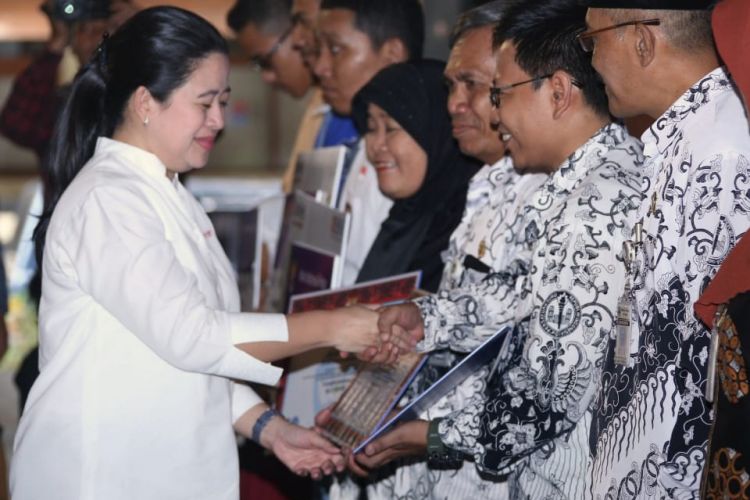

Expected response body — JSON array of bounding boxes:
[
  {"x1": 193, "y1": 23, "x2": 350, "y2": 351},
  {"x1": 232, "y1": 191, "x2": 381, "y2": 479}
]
[
  {"x1": 262, "y1": 417, "x2": 345, "y2": 479},
  {"x1": 330, "y1": 305, "x2": 381, "y2": 355}
]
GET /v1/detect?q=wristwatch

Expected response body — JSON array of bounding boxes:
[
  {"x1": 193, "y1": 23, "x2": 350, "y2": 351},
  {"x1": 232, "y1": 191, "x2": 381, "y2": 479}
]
[{"x1": 426, "y1": 418, "x2": 463, "y2": 470}]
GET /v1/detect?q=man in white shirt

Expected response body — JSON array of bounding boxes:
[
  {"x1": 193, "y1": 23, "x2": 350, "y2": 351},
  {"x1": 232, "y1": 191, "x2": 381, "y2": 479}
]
[
  {"x1": 580, "y1": 1, "x2": 750, "y2": 497},
  {"x1": 312, "y1": 0, "x2": 424, "y2": 285}
]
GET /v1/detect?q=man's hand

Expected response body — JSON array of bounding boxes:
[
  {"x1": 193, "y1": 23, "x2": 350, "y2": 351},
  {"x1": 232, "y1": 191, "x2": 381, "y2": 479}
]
[
  {"x1": 349, "y1": 420, "x2": 429, "y2": 476},
  {"x1": 264, "y1": 417, "x2": 345, "y2": 479},
  {"x1": 359, "y1": 303, "x2": 425, "y2": 363}
]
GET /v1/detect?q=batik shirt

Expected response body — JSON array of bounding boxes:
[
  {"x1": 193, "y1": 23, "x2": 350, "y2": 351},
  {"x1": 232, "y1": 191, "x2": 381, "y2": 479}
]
[
  {"x1": 363, "y1": 158, "x2": 547, "y2": 500},
  {"x1": 589, "y1": 68, "x2": 750, "y2": 499},
  {"x1": 425, "y1": 124, "x2": 645, "y2": 499}
]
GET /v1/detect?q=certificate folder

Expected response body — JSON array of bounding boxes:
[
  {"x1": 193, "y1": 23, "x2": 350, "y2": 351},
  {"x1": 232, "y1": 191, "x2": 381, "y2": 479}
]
[
  {"x1": 280, "y1": 271, "x2": 422, "y2": 427},
  {"x1": 321, "y1": 353, "x2": 427, "y2": 450},
  {"x1": 352, "y1": 324, "x2": 512, "y2": 454}
]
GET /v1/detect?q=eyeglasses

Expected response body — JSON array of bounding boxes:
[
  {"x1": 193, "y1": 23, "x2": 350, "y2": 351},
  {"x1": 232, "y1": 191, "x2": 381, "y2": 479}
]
[
  {"x1": 577, "y1": 19, "x2": 660, "y2": 53},
  {"x1": 250, "y1": 18, "x2": 298, "y2": 71},
  {"x1": 489, "y1": 74, "x2": 584, "y2": 108},
  {"x1": 490, "y1": 75, "x2": 552, "y2": 108}
]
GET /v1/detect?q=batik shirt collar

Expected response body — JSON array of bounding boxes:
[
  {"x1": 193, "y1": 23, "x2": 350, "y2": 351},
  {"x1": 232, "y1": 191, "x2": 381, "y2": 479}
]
[
  {"x1": 543, "y1": 122, "x2": 628, "y2": 197},
  {"x1": 642, "y1": 67, "x2": 733, "y2": 158}
]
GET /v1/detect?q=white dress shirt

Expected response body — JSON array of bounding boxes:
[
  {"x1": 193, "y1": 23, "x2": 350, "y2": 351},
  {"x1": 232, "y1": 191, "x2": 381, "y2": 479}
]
[
  {"x1": 590, "y1": 67, "x2": 750, "y2": 500},
  {"x1": 430, "y1": 124, "x2": 645, "y2": 499},
  {"x1": 11, "y1": 138, "x2": 289, "y2": 500}
]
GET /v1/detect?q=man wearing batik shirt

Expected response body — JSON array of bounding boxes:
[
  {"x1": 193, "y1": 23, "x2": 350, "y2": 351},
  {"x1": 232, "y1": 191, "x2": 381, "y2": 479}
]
[
  {"x1": 356, "y1": 3, "x2": 546, "y2": 499},
  {"x1": 579, "y1": 1, "x2": 750, "y2": 498},
  {"x1": 355, "y1": 2, "x2": 645, "y2": 498}
]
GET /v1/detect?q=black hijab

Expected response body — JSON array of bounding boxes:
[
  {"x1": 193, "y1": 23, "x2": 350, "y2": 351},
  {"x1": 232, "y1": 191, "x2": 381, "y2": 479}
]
[{"x1": 352, "y1": 60, "x2": 481, "y2": 292}]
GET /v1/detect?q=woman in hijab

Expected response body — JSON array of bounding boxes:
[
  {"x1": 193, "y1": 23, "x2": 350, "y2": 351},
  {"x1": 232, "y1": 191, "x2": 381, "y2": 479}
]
[{"x1": 352, "y1": 60, "x2": 480, "y2": 292}]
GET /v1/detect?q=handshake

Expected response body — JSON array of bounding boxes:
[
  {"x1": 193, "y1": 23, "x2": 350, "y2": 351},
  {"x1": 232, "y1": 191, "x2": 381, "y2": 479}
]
[
  {"x1": 333, "y1": 301, "x2": 426, "y2": 363},
  {"x1": 264, "y1": 301, "x2": 428, "y2": 480}
]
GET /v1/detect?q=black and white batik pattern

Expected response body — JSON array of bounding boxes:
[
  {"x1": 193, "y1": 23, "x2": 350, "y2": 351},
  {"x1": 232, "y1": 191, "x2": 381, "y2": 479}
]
[
  {"x1": 362, "y1": 160, "x2": 547, "y2": 500},
  {"x1": 431, "y1": 124, "x2": 645, "y2": 500},
  {"x1": 589, "y1": 68, "x2": 750, "y2": 500}
]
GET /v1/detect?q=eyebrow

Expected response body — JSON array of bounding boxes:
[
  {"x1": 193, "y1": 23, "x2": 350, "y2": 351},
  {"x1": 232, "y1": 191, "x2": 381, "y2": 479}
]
[
  {"x1": 456, "y1": 71, "x2": 489, "y2": 82},
  {"x1": 197, "y1": 87, "x2": 231, "y2": 98}
]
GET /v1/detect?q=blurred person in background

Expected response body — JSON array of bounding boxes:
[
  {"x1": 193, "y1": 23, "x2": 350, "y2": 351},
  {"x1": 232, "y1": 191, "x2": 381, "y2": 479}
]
[
  {"x1": 0, "y1": 0, "x2": 138, "y2": 195},
  {"x1": 226, "y1": 0, "x2": 358, "y2": 194}
]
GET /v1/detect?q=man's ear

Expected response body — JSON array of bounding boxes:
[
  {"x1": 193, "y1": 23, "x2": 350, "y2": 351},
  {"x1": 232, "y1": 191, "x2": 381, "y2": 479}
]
[
  {"x1": 549, "y1": 71, "x2": 575, "y2": 120},
  {"x1": 378, "y1": 37, "x2": 409, "y2": 65},
  {"x1": 634, "y1": 23, "x2": 657, "y2": 68}
]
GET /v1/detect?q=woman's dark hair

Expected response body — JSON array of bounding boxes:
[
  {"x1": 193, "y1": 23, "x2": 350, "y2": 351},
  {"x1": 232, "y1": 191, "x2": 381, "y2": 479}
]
[{"x1": 34, "y1": 6, "x2": 228, "y2": 262}]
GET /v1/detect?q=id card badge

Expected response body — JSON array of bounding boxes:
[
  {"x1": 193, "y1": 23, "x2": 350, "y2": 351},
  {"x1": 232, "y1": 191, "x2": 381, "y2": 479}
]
[{"x1": 614, "y1": 283, "x2": 632, "y2": 367}]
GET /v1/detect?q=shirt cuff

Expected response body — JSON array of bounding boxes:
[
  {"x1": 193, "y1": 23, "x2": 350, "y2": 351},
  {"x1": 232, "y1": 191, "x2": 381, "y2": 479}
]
[
  {"x1": 231, "y1": 382, "x2": 263, "y2": 424},
  {"x1": 219, "y1": 347, "x2": 284, "y2": 387},
  {"x1": 229, "y1": 313, "x2": 289, "y2": 344}
]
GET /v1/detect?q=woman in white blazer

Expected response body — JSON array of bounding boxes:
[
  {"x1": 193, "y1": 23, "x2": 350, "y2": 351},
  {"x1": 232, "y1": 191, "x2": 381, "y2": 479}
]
[{"x1": 9, "y1": 7, "x2": 397, "y2": 500}]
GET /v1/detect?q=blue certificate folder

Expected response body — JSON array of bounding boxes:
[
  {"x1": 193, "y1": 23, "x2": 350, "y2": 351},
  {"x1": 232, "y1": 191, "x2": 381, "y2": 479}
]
[{"x1": 353, "y1": 324, "x2": 512, "y2": 454}]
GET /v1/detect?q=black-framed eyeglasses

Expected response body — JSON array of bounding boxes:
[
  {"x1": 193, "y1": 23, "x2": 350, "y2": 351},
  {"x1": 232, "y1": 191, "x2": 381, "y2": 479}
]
[
  {"x1": 576, "y1": 19, "x2": 660, "y2": 53},
  {"x1": 250, "y1": 18, "x2": 298, "y2": 71},
  {"x1": 490, "y1": 75, "x2": 552, "y2": 108},
  {"x1": 489, "y1": 74, "x2": 584, "y2": 108}
]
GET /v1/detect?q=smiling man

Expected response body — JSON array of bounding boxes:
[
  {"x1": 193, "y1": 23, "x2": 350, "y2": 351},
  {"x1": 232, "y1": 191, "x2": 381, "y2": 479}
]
[
  {"x1": 578, "y1": 1, "x2": 750, "y2": 498},
  {"x1": 364, "y1": 1, "x2": 647, "y2": 498}
]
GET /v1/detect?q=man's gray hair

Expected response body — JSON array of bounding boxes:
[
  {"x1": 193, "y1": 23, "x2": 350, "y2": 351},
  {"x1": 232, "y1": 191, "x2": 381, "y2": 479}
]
[
  {"x1": 607, "y1": 8, "x2": 714, "y2": 52},
  {"x1": 449, "y1": 1, "x2": 508, "y2": 48}
]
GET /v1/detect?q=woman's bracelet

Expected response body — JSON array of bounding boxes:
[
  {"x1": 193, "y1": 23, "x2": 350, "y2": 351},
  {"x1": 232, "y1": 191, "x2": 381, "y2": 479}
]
[{"x1": 251, "y1": 408, "x2": 281, "y2": 445}]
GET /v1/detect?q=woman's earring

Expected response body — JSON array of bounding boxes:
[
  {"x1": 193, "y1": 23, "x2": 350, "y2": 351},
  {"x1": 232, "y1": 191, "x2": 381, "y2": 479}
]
[{"x1": 143, "y1": 116, "x2": 149, "y2": 126}]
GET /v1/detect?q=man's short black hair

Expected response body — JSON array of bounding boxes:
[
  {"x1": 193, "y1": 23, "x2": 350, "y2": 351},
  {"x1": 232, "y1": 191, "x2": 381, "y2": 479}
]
[
  {"x1": 450, "y1": 0, "x2": 508, "y2": 48},
  {"x1": 320, "y1": 0, "x2": 424, "y2": 60},
  {"x1": 227, "y1": 0, "x2": 292, "y2": 35},
  {"x1": 493, "y1": 0, "x2": 610, "y2": 117}
]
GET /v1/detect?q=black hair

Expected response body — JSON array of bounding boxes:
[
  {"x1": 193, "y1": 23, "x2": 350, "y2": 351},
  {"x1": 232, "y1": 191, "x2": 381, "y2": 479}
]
[
  {"x1": 449, "y1": 0, "x2": 508, "y2": 48},
  {"x1": 493, "y1": 0, "x2": 610, "y2": 117},
  {"x1": 320, "y1": 0, "x2": 424, "y2": 60},
  {"x1": 226, "y1": 0, "x2": 293, "y2": 35},
  {"x1": 34, "y1": 6, "x2": 228, "y2": 262}
]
